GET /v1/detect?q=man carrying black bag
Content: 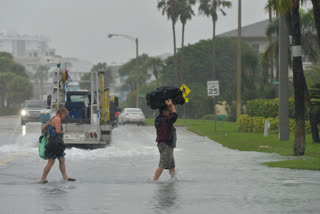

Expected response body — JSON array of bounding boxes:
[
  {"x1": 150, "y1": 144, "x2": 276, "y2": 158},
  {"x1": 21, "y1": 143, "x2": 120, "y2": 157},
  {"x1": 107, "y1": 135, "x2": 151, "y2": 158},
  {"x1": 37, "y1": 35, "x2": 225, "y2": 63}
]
[
  {"x1": 40, "y1": 107, "x2": 76, "y2": 184},
  {"x1": 153, "y1": 99, "x2": 177, "y2": 181}
]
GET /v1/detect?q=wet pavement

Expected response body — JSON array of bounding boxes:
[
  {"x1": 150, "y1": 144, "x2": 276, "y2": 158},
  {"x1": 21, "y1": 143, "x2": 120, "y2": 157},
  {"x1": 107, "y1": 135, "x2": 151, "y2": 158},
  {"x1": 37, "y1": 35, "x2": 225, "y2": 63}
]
[{"x1": 0, "y1": 116, "x2": 320, "y2": 214}]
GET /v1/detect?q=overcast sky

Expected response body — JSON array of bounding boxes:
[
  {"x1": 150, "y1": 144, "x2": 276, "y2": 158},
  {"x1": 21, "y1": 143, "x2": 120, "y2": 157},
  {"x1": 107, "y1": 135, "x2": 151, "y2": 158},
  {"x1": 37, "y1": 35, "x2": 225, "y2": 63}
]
[{"x1": 1, "y1": 0, "x2": 271, "y2": 65}]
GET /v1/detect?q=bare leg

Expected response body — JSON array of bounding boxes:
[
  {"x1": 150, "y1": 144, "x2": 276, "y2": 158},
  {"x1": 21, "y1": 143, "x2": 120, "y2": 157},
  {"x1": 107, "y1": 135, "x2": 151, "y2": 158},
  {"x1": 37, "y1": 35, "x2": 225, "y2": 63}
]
[
  {"x1": 169, "y1": 168, "x2": 175, "y2": 178},
  {"x1": 153, "y1": 167, "x2": 163, "y2": 181},
  {"x1": 58, "y1": 157, "x2": 68, "y2": 180},
  {"x1": 40, "y1": 159, "x2": 55, "y2": 182}
]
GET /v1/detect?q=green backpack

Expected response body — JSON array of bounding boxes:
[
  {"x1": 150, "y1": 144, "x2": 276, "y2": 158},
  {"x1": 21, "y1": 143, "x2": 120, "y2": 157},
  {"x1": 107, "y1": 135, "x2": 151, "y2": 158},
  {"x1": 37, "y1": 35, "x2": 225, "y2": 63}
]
[{"x1": 38, "y1": 135, "x2": 48, "y2": 160}]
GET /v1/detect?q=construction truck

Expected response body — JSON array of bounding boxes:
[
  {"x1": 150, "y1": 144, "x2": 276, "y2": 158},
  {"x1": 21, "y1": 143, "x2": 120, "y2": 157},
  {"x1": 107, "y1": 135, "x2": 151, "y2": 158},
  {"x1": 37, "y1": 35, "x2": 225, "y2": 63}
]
[{"x1": 41, "y1": 66, "x2": 117, "y2": 148}]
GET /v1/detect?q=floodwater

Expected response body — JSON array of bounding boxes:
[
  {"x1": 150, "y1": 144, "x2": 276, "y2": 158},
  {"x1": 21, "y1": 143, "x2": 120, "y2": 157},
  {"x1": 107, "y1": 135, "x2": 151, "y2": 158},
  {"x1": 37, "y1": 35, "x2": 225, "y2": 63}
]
[{"x1": 0, "y1": 117, "x2": 320, "y2": 214}]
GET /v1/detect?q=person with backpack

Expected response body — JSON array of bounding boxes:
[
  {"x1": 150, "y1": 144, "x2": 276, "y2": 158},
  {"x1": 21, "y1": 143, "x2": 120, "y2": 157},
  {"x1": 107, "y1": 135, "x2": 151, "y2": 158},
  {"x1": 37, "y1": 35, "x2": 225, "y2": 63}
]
[
  {"x1": 153, "y1": 99, "x2": 177, "y2": 181},
  {"x1": 39, "y1": 107, "x2": 76, "y2": 184}
]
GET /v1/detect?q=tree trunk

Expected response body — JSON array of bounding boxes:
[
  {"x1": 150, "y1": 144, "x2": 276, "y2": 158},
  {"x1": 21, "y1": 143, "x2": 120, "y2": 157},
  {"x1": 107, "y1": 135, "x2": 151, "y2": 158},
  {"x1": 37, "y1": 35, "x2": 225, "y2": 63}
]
[
  {"x1": 180, "y1": 22, "x2": 185, "y2": 84},
  {"x1": 311, "y1": 0, "x2": 320, "y2": 48},
  {"x1": 170, "y1": 0, "x2": 179, "y2": 85},
  {"x1": 268, "y1": 5, "x2": 274, "y2": 83},
  {"x1": 212, "y1": 19, "x2": 216, "y2": 81},
  {"x1": 291, "y1": 0, "x2": 305, "y2": 156},
  {"x1": 40, "y1": 78, "x2": 44, "y2": 100},
  {"x1": 0, "y1": 93, "x2": 3, "y2": 108}
]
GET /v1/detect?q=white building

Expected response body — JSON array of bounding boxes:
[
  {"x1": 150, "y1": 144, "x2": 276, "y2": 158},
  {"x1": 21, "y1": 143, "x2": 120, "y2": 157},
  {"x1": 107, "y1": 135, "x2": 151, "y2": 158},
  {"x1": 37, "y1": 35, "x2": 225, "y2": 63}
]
[{"x1": 0, "y1": 31, "x2": 49, "y2": 58}]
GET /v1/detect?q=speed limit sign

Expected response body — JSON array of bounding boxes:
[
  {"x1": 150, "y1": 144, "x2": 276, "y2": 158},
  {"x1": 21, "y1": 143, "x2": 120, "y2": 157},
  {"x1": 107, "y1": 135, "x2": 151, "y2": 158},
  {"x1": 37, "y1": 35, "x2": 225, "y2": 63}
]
[{"x1": 207, "y1": 80, "x2": 219, "y2": 96}]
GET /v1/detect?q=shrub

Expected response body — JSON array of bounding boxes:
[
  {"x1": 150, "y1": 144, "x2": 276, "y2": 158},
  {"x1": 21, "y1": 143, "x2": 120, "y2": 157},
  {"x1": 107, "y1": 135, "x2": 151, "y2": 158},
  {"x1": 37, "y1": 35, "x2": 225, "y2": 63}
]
[
  {"x1": 0, "y1": 107, "x2": 19, "y2": 116},
  {"x1": 237, "y1": 114, "x2": 311, "y2": 134},
  {"x1": 247, "y1": 98, "x2": 295, "y2": 118}
]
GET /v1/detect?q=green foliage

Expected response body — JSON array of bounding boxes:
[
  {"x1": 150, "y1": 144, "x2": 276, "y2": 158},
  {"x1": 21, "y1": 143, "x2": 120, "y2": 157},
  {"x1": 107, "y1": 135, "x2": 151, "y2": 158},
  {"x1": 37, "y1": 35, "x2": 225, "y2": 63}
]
[
  {"x1": 0, "y1": 107, "x2": 19, "y2": 116},
  {"x1": 79, "y1": 72, "x2": 91, "y2": 90},
  {"x1": 200, "y1": 114, "x2": 215, "y2": 120},
  {"x1": 198, "y1": 0, "x2": 232, "y2": 22},
  {"x1": 0, "y1": 52, "x2": 33, "y2": 108},
  {"x1": 121, "y1": 38, "x2": 263, "y2": 119},
  {"x1": 237, "y1": 114, "x2": 312, "y2": 134},
  {"x1": 91, "y1": 62, "x2": 114, "y2": 87},
  {"x1": 80, "y1": 62, "x2": 114, "y2": 91},
  {"x1": 163, "y1": 37, "x2": 262, "y2": 119},
  {"x1": 247, "y1": 98, "x2": 295, "y2": 118}
]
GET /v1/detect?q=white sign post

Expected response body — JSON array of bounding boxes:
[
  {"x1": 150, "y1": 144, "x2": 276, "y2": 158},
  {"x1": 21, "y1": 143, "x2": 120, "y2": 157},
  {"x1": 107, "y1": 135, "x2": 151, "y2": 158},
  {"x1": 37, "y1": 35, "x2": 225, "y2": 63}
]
[
  {"x1": 207, "y1": 80, "x2": 219, "y2": 132},
  {"x1": 207, "y1": 80, "x2": 219, "y2": 96}
]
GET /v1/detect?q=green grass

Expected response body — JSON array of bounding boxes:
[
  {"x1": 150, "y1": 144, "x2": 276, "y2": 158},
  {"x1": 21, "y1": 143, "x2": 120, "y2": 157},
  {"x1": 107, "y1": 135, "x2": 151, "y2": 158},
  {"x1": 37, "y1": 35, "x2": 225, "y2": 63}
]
[{"x1": 145, "y1": 118, "x2": 320, "y2": 170}]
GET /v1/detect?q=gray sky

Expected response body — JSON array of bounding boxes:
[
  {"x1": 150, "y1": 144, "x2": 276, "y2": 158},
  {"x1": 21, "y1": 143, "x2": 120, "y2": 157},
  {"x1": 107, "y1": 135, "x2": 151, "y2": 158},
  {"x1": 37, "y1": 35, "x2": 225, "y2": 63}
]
[{"x1": 1, "y1": 0, "x2": 270, "y2": 64}]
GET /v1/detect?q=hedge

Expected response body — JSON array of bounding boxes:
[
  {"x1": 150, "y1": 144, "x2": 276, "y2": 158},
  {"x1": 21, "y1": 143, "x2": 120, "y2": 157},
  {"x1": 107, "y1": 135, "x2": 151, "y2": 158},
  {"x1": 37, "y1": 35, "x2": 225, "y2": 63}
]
[
  {"x1": 247, "y1": 98, "x2": 295, "y2": 118},
  {"x1": 237, "y1": 114, "x2": 311, "y2": 134}
]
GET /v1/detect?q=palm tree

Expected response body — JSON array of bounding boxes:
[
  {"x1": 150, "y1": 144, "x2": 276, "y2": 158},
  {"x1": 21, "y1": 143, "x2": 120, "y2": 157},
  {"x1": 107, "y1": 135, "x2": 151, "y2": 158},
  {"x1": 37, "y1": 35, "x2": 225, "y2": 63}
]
[
  {"x1": 267, "y1": 0, "x2": 310, "y2": 155},
  {"x1": 199, "y1": 0, "x2": 232, "y2": 81},
  {"x1": 306, "y1": 65, "x2": 320, "y2": 143},
  {"x1": 34, "y1": 65, "x2": 49, "y2": 100},
  {"x1": 263, "y1": 9, "x2": 319, "y2": 80},
  {"x1": 147, "y1": 57, "x2": 165, "y2": 80},
  {"x1": 291, "y1": 0, "x2": 306, "y2": 155},
  {"x1": 311, "y1": 0, "x2": 320, "y2": 48},
  {"x1": 179, "y1": 0, "x2": 195, "y2": 84},
  {"x1": 157, "y1": 0, "x2": 180, "y2": 85},
  {"x1": 91, "y1": 62, "x2": 114, "y2": 88}
]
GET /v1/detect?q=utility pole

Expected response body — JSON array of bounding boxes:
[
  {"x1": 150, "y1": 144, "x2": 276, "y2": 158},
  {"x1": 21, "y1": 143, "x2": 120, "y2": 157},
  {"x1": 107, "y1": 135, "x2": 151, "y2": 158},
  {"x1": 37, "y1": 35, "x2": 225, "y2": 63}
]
[
  {"x1": 279, "y1": 15, "x2": 289, "y2": 141},
  {"x1": 236, "y1": 0, "x2": 242, "y2": 119},
  {"x1": 135, "y1": 38, "x2": 139, "y2": 108},
  {"x1": 108, "y1": 33, "x2": 140, "y2": 108}
]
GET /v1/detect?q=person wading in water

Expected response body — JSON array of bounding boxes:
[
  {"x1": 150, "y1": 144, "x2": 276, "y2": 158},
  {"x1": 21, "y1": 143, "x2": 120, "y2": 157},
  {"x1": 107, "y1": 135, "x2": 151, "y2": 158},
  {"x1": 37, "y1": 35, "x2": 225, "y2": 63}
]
[
  {"x1": 153, "y1": 99, "x2": 177, "y2": 181},
  {"x1": 40, "y1": 107, "x2": 76, "y2": 183}
]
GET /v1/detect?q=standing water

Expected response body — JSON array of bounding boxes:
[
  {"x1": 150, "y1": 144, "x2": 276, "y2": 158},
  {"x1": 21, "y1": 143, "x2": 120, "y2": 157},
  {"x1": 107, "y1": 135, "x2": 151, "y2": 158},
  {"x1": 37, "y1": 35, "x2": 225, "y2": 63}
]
[{"x1": 0, "y1": 118, "x2": 320, "y2": 214}]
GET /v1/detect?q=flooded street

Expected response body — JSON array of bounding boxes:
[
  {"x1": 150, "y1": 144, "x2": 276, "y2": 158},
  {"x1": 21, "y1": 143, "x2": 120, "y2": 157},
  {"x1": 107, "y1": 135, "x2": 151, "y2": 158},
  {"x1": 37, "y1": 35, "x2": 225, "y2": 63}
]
[{"x1": 1, "y1": 116, "x2": 320, "y2": 214}]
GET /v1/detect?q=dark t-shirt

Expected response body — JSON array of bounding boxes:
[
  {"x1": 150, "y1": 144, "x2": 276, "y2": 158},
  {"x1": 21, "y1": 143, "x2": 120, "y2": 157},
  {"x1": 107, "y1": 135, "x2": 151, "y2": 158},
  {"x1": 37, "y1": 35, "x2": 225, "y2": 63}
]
[{"x1": 155, "y1": 112, "x2": 178, "y2": 147}]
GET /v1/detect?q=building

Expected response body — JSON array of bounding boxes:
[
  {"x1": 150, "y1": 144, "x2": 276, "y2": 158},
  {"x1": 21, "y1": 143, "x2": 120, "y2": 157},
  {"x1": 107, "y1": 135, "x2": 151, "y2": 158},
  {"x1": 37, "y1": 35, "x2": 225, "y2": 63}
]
[
  {"x1": 0, "y1": 31, "x2": 49, "y2": 58},
  {"x1": 218, "y1": 19, "x2": 313, "y2": 70}
]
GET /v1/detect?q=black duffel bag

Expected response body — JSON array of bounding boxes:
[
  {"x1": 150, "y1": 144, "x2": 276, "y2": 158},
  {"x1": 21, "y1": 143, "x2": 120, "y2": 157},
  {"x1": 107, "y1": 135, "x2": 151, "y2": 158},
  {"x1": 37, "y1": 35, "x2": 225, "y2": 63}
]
[
  {"x1": 45, "y1": 135, "x2": 66, "y2": 157},
  {"x1": 146, "y1": 86, "x2": 185, "y2": 109}
]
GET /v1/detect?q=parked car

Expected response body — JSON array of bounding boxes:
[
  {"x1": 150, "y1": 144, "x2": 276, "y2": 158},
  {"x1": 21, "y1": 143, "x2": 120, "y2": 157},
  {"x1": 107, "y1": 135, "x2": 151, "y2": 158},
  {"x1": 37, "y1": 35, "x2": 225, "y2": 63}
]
[
  {"x1": 118, "y1": 108, "x2": 145, "y2": 126},
  {"x1": 20, "y1": 100, "x2": 47, "y2": 125}
]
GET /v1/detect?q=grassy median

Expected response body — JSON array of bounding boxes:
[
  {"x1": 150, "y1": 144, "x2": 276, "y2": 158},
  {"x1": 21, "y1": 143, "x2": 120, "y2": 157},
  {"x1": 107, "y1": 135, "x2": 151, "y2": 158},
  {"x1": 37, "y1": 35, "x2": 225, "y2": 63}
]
[{"x1": 144, "y1": 118, "x2": 320, "y2": 170}]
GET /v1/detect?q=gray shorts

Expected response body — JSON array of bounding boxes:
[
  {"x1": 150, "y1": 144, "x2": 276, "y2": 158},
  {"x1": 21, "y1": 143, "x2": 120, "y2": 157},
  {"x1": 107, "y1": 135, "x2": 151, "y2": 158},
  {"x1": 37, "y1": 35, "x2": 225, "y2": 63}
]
[{"x1": 157, "y1": 142, "x2": 175, "y2": 169}]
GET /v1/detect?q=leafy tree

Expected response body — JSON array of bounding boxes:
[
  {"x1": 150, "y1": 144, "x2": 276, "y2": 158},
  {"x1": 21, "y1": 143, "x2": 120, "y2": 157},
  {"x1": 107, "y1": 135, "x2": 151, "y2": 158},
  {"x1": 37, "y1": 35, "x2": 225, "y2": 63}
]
[
  {"x1": 79, "y1": 72, "x2": 91, "y2": 90},
  {"x1": 0, "y1": 72, "x2": 16, "y2": 108},
  {"x1": 158, "y1": 38, "x2": 261, "y2": 119},
  {"x1": 80, "y1": 62, "x2": 114, "y2": 91},
  {"x1": 147, "y1": 57, "x2": 165, "y2": 80},
  {"x1": 7, "y1": 75, "x2": 33, "y2": 107},
  {"x1": 0, "y1": 52, "x2": 33, "y2": 108}
]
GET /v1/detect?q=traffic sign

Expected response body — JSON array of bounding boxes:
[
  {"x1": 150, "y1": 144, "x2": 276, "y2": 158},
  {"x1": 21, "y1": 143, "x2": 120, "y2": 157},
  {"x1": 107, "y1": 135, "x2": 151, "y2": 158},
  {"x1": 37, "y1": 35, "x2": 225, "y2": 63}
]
[
  {"x1": 180, "y1": 84, "x2": 191, "y2": 98},
  {"x1": 207, "y1": 80, "x2": 219, "y2": 96}
]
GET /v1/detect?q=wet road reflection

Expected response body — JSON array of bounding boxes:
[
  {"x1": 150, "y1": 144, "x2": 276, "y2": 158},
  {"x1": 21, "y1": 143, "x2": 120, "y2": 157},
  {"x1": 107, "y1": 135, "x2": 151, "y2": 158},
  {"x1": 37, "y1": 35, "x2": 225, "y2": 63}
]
[{"x1": 152, "y1": 181, "x2": 179, "y2": 213}]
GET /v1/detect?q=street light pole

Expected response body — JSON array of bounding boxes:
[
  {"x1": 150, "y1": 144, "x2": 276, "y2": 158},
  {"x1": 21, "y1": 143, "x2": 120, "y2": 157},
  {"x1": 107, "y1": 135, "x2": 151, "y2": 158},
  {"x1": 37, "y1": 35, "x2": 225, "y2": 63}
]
[
  {"x1": 135, "y1": 37, "x2": 139, "y2": 108},
  {"x1": 108, "y1": 33, "x2": 140, "y2": 108},
  {"x1": 236, "y1": 0, "x2": 242, "y2": 120}
]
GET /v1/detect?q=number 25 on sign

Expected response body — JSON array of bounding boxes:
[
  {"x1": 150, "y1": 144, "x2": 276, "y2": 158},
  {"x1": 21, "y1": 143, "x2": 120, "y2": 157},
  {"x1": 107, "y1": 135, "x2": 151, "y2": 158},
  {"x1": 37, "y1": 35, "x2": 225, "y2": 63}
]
[{"x1": 207, "y1": 80, "x2": 219, "y2": 96}]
